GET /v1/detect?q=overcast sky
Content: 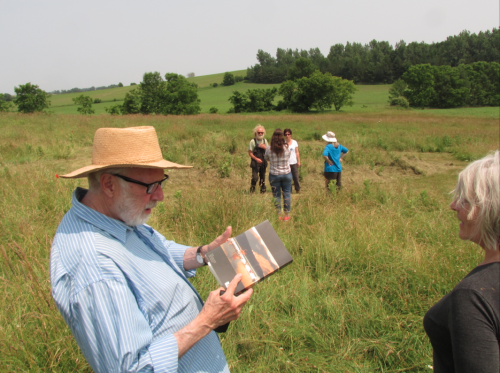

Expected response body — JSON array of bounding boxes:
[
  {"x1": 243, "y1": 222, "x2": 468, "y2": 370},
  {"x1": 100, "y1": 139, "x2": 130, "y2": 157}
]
[{"x1": 1, "y1": 0, "x2": 498, "y2": 94}]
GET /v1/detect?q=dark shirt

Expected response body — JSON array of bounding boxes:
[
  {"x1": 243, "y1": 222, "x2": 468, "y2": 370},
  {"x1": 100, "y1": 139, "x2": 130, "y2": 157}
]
[{"x1": 423, "y1": 262, "x2": 500, "y2": 373}]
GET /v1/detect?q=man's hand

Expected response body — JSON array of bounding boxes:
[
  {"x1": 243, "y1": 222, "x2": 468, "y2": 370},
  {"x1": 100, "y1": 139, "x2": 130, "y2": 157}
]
[
  {"x1": 184, "y1": 227, "x2": 233, "y2": 270},
  {"x1": 199, "y1": 274, "x2": 253, "y2": 329},
  {"x1": 205, "y1": 226, "x2": 231, "y2": 253},
  {"x1": 258, "y1": 143, "x2": 267, "y2": 149},
  {"x1": 174, "y1": 274, "x2": 253, "y2": 358},
  {"x1": 255, "y1": 158, "x2": 263, "y2": 164}
]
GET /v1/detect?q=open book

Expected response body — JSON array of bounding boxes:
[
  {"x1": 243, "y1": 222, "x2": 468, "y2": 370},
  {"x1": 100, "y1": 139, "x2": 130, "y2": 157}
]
[{"x1": 206, "y1": 220, "x2": 293, "y2": 295}]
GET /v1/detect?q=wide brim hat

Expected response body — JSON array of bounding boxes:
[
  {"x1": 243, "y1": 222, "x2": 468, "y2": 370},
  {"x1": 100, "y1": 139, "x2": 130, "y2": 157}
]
[
  {"x1": 322, "y1": 131, "x2": 337, "y2": 142},
  {"x1": 61, "y1": 126, "x2": 192, "y2": 178}
]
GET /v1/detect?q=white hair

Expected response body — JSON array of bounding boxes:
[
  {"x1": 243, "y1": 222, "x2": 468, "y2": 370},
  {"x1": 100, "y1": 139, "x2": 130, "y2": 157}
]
[
  {"x1": 452, "y1": 150, "x2": 500, "y2": 250},
  {"x1": 253, "y1": 124, "x2": 266, "y2": 137}
]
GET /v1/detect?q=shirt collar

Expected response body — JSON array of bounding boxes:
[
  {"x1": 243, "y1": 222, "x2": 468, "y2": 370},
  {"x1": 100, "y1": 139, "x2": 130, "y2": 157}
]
[{"x1": 71, "y1": 187, "x2": 131, "y2": 243}]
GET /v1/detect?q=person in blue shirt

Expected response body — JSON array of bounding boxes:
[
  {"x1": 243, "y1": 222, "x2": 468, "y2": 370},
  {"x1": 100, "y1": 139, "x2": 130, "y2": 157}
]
[
  {"x1": 322, "y1": 131, "x2": 349, "y2": 191},
  {"x1": 51, "y1": 126, "x2": 253, "y2": 373}
]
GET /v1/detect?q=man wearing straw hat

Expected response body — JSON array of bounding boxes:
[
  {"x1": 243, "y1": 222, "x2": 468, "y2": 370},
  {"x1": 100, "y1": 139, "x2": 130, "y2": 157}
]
[
  {"x1": 322, "y1": 131, "x2": 349, "y2": 191},
  {"x1": 50, "y1": 126, "x2": 252, "y2": 373}
]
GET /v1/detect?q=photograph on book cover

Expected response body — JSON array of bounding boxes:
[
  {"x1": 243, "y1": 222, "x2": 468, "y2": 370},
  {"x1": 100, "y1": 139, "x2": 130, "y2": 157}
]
[
  {"x1": 219, "y1": 227, "x2": 280, "y2": 288},
  {"x1": 206, "y1": 220, "x2": 293, "y2": 294},
  {"x1": 219, "y1": 239, "x2": 257, "y2": 288}
]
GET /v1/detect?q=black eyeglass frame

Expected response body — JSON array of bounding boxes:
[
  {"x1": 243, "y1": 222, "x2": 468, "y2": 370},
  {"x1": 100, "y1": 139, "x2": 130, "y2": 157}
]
[{"x1": 113, "y1": 174, "x2": 169, "y2": 194}]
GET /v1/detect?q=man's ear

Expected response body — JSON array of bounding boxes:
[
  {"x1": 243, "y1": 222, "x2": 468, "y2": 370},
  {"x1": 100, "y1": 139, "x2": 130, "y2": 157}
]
[{"x1": 100, "y1": 173, "x2": 116, "y2": 198}]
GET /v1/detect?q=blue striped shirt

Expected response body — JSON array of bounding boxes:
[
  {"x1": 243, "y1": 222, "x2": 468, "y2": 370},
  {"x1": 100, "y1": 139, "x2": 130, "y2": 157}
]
[{"x1": 50, "y1": 188, "x2": 230, "y2": 373}]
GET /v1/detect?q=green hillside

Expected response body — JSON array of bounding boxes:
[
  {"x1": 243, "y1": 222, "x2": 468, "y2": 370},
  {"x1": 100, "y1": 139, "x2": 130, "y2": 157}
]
[
  {"x1": 47, "y1": 69, "x2": 392, "y2": 115},
  {"x1": 49, "y1": 70, "x2": 248, "y2": 114}
]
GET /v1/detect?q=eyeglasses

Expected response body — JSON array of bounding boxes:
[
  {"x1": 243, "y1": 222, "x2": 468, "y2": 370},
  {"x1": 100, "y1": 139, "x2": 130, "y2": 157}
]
[
  {"x1": 257, "y1": 132, "x2": 264, "y2": 134},
  {"x1": 113, "y1": 174, "x2": 169, "y2": 194}
]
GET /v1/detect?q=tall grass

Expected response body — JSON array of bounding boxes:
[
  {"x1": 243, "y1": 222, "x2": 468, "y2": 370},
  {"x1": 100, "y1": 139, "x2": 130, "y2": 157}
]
[{"x1": 0, "y1": 111, "x2": 497, "y2": 372}]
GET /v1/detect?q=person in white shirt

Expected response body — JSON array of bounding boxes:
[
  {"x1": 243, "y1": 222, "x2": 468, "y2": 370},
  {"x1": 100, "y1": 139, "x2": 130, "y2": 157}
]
[{"x1": 284, "y1": 128, "x2": 301, "y2": 194}]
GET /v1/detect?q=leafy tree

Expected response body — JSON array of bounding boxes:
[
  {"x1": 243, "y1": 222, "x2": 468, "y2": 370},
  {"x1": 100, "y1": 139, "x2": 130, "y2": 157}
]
[
  {"x1": 459, "y1": 61, "x2": 500, "y2": 106},
  {"x1": 402, "y1": 64, "x2": 436, "y2": 107},
  {"x1": 72, "y1": 95, "x2": 95, "y2": 115},
  {"x1": 227, "y1": 91, "x2": 246, "y2": 113},
  {"x1": 121, "y1": 88, "x2": 142, "y2": 114},
  {"x1": 222, "y1": 72, "x2": 235, "y2": 86},
  {"x1": 161, "y1": 73, "x2": 201, "y2": 115},
  {"x1": 140, "y1": 72, "x2": 165, "y2": 114},
  {"x1": 279, "y1": 71, "x2": 356, "y2": 112},
  {"x1": 0, "y1": 94, "x2": 13, "y2": 112},
  {"x1": 14, "y1": 83, "x2": 51, "y2": 113},
  {"x1": 431, "y1": 65, "x2": 468, "y2": 108},
  {"x1": 118, "y1": 82, "x2": 124, "y2": 87},
  {"x1": 130, "y1": 83, "x2": 137, "y2": 86},
  {"x1": 187, "y1": 72, "x2": 195, "y2": 78},
  {"x1": 212, "y1": 83, "x2": 218, "y2": 88},
  {"x1": 287, "y1": 57, "x2": 317, "y2": 81},
  {"x1": 330, "y1": 76, "x2": 357, "y2": 111}
]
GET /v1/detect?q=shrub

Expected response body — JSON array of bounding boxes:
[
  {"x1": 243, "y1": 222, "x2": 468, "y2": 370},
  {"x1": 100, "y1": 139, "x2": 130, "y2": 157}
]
[
  {"x1": 212, "y1": 83, "x2": 218, "y2": 88},
  {"x1": 234, "y1": 75, "x2": 244, "y2": 83},
  {"x1": 105, "y1": 104, "x2": 122, "y2": 115},
  {"x1": 390, "y1": 96, "x2": 410, "y2": 108},
  {"x1": 93, "y1": 98, "x2": 102, "y2": 104},
  {"x1": 228, "y1": 87, "x2": 278, "y2": 113},
  {"x1": 130, "y1": 83, "x2": 137, "y2": 86},
  {"x1": 209, "y1": 107, "x2": 219, "y2": 114}
]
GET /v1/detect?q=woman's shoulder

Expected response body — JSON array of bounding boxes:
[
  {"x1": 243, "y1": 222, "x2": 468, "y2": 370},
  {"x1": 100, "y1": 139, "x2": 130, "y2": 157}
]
[{"x1": 455, "y1": 262, "x2": 500, "y2": 291}]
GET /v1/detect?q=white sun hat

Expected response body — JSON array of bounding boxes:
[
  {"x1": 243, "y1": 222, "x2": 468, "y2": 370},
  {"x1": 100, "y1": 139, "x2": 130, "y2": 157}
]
[{"x1": 322, "y1": 131, "x2": 337, "y2": 142}]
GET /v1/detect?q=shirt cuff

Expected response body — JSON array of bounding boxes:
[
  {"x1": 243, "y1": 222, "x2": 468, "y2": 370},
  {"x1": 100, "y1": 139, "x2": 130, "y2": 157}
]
[{"x1": 149, "y1": 334, "x2": 179, "y2": 372}]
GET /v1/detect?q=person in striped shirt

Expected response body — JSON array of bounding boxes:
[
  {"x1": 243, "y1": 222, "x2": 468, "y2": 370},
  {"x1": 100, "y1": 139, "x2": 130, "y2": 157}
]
[{"x1": 51, "y1": 126, "x2": 252, "y2": 372}]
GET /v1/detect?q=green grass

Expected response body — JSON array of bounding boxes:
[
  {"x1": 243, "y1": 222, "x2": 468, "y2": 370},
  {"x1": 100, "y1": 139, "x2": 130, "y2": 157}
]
[{"x1": 0, "y1": 111, "x2": 498, "y2": 371}]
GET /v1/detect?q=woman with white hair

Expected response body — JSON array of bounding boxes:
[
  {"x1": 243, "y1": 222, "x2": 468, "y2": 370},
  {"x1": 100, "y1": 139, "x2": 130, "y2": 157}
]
[{"x1": 423, "y1": 151, "x2": 500, "y2": 373}]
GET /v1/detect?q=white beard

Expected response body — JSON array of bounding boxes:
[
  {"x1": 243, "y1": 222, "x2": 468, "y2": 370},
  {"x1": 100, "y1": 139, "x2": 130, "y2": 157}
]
[
  {"x1": 115, "y1": 188, "x2": 157, "y2": 226},
  {"x1": 256, "y1": 133, "x2": 264, "y2": 140}
]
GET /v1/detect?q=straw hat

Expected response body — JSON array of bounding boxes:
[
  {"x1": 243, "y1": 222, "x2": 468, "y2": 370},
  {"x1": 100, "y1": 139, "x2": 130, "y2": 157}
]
[
  {"x1": 61, "y1": 126, "x2": 192, "y2": 178},
  {"x1": 322, "y1": 131, "x2": 337, "y2": 142}
]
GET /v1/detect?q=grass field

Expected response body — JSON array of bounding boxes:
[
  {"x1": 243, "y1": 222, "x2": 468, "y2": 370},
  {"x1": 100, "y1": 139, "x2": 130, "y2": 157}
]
[{"x1": 0, "y1": 106, "x2": 498, "y2": 372}]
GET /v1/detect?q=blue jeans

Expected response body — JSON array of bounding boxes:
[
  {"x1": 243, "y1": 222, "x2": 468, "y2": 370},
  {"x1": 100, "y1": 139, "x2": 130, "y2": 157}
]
[{"x1": 269, "y1": 172, "x2": 292, "y2": 213}]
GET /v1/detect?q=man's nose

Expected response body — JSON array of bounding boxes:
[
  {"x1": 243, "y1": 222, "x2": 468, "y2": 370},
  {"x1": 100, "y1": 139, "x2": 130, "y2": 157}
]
[{"x1": 152, "y1": 184, "x2": 165, "y2": 201}]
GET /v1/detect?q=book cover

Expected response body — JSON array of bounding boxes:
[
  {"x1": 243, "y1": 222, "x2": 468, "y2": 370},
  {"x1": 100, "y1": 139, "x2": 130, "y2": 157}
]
[{"x1": 206, "y1": 220, "x2": 293, "y2": 294}]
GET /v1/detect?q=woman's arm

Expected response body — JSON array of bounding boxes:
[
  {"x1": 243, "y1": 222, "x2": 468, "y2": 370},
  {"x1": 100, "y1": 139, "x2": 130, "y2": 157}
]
[{"x1": 295, "y1": 145, "x2": 301, "y2": 167}]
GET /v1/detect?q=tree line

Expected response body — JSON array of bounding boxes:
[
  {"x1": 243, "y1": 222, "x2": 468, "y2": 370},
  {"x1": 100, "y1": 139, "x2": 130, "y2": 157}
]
[
  {"x1": 246, "y1": 28, "x2": 499, "y2": 84},
  {"x1": 49, "y1": 83, "x2": 124, "y2": 95},
  {"x1": 391, "y1": 61, "x2": 500, "y2": 108}
]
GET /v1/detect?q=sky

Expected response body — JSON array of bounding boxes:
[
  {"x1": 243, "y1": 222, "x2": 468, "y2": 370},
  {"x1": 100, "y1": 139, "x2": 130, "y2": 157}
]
[{"x1": 1, "y1": 0, "x2": 498, "y2": 95}]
